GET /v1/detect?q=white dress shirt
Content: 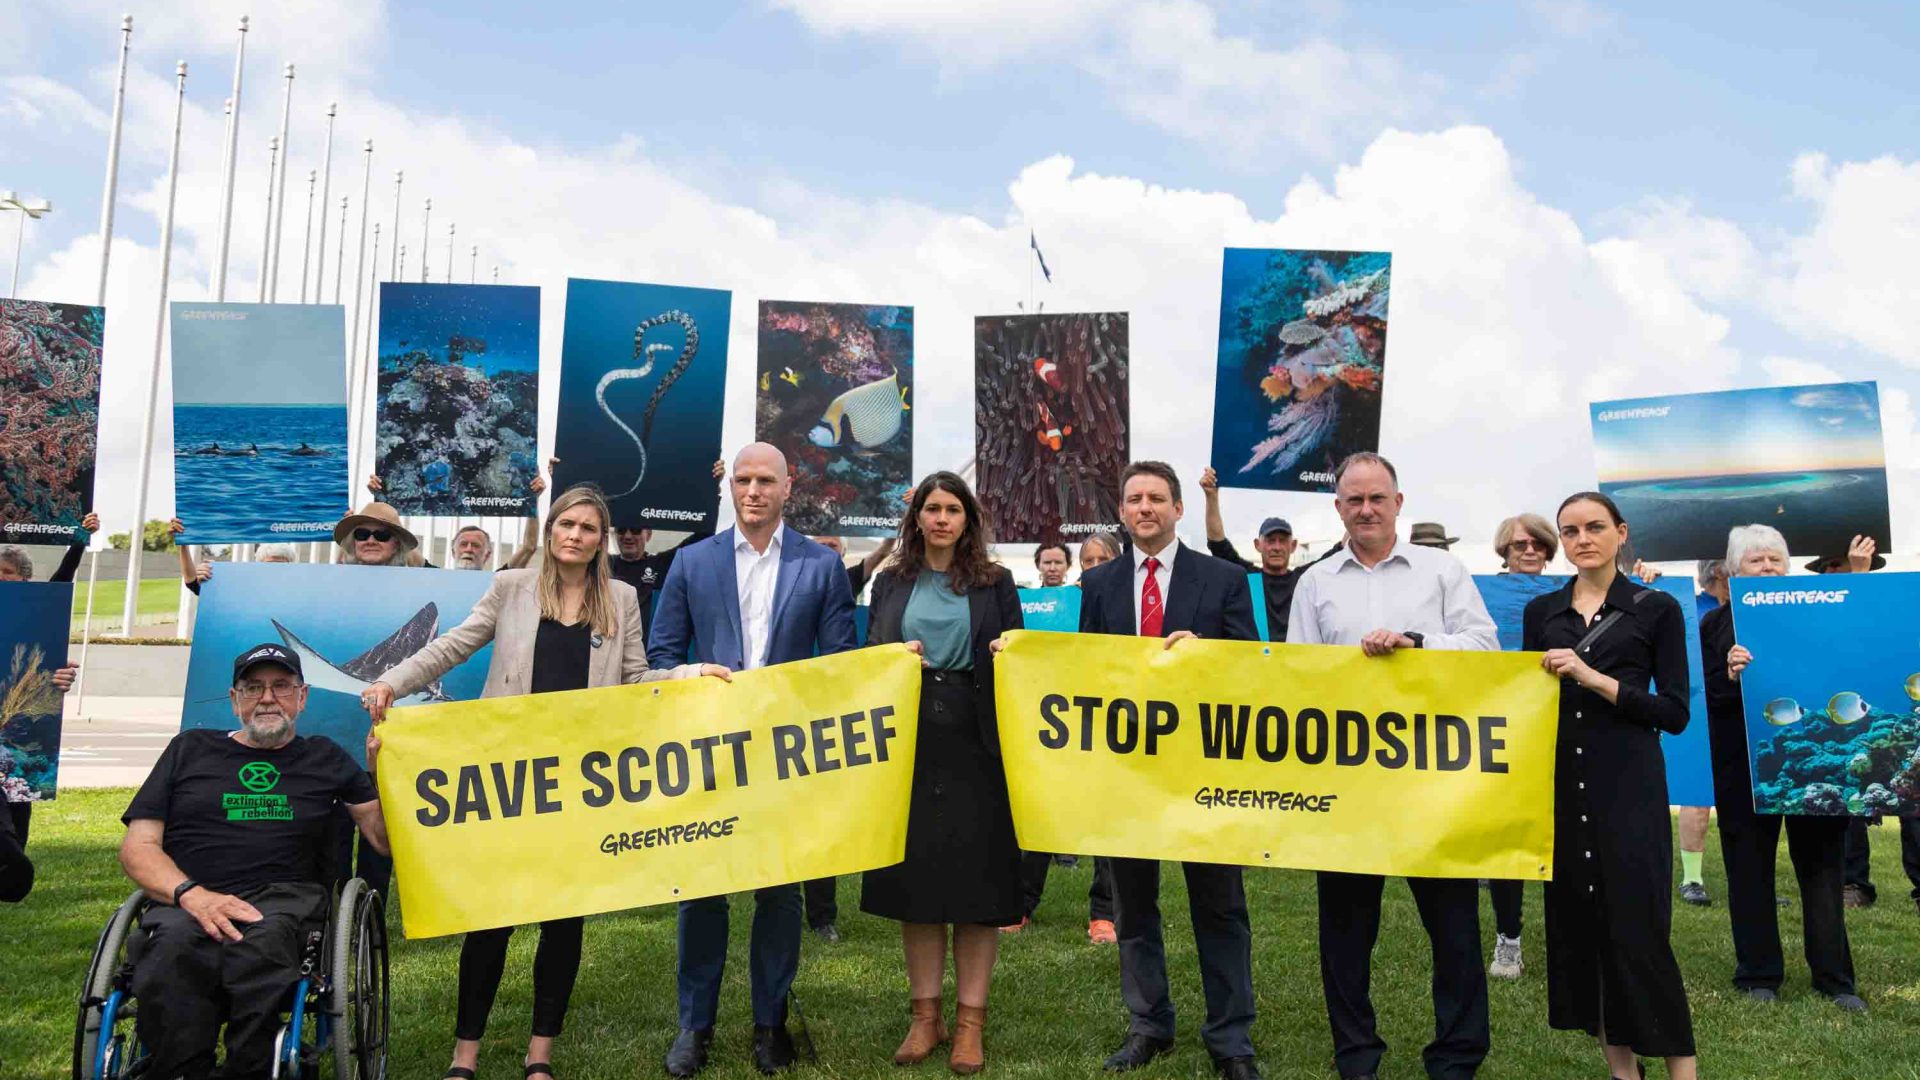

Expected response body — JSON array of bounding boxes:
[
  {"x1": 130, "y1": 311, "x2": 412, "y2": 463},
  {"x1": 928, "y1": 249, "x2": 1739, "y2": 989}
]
[
  {"x1": 1131, "y1": 539, "x2": 1179, "y2": 635},
  {"x1": 1284, "y1": 538, "x2": 1497, "y2": 651},
  {"x1": 734, "y1": 527, "x2": 783, "y2": 670}
]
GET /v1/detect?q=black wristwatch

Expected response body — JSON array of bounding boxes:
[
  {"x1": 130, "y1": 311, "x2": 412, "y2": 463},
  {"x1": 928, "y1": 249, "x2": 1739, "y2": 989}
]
[
  {"x1": 1403, "y1": 631, "x2": 1425, "y2": 649},
  {"x1": 172, "y1": 879, "x2": 202, "y2": 906}
]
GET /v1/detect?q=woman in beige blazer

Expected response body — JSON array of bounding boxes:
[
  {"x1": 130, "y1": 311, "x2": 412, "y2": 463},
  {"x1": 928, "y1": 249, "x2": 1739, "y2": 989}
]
[{"x1": 362, "y1": 485, "x2": 728, "y2": 1080}]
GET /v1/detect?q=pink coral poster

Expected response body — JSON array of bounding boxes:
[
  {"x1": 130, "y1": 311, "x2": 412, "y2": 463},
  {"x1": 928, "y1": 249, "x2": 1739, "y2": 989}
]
[{"x1": 0, "y1": 299, "x2": 102, "y2": 543}]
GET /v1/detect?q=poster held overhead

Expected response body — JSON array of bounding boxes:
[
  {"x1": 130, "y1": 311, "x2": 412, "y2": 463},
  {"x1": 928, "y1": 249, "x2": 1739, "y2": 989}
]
[{"x1": 0, "y1": 300, "x2": 102, "y2": 543}]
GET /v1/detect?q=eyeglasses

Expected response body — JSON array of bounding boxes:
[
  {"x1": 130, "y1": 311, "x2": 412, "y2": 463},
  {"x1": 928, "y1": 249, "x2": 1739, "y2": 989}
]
[
  {"x1": 352, "y1": 528, "x2": 393, "y2": 542},
  {"x1": 1506, "y1": 537, "x2": 1548, "y2": 553},
  {"x1": 234, "y1": 681, "x2": 305, "y2": 702}
]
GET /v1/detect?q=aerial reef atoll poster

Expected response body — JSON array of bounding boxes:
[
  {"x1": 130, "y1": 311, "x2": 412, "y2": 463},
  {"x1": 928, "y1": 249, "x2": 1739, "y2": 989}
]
[
  {"x1": 974, "y1": 313, "x2": 1129, "y2": 545},
  {"x1": 1210, "y1": 249, "x2": 1391, "y2": 494},
  {"x1": 0, "y1": 299, "x2": 102, "y2": 542},
  {"x1": 375, "y1": 283, "x2": 542, "y2": 517},
  {"x1": 756, "y1": 300, "x2": 914, "y2": 537}
]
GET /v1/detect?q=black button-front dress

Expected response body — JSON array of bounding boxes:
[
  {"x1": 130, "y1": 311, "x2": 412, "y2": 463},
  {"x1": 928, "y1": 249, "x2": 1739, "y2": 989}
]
[{"x1": 1522, "y1": 573, "x2": 1695, "y2": 1057}]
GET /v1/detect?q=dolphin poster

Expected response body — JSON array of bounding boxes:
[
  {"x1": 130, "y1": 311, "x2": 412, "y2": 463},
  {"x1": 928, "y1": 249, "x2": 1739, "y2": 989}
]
[{"x1": 181, "y1": 564, "x2": 494, "y2": 766}]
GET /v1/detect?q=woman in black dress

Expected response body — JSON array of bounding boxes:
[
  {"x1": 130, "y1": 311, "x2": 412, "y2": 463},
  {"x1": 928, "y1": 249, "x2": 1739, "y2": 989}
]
[
  {"x1": 862, "y1": 471, "x2": 1023, "y2": 1075},
  {"x1": 1523, "y1": 492, "x2": 1696, "y2": 1080}
]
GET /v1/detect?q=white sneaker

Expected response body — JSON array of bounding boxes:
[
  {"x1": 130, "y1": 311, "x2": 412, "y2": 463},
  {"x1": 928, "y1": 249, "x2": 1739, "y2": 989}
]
[{"x1": 1488, "y1": 933, "x2": 1523, "y2": 979}]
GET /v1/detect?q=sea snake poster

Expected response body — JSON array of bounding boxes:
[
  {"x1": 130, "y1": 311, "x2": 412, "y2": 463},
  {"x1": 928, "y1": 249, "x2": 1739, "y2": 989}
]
[
  {"x1": 975, "y1": 313, "x2": 1129, "y2": 544},
  {"x1": 756, "y1": 301, "x2": 914, "y2": 537},
  {"x1": 555, "y1": 279, "x2": 728, "y2": 531},
  {"x1": 0, "y1": 298, "x2": 102, "y2": 543},
  {"x1": 1590, "y1": 382, "x2": 1891, "y2": 561},
  {"x1": 170, "y1": 303, "x2": 349, "y2": 544}
]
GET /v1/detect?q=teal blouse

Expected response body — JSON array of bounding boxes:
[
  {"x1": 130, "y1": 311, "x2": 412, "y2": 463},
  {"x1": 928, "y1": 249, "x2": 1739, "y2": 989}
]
[{"x1": 902, "y1": 570, "x2": 972, "y2": 671}]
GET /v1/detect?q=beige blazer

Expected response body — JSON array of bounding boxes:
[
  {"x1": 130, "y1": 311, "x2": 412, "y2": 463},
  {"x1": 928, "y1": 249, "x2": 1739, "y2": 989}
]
[{"x1": 381, "y1": 568, "x2": 694, "y2": 700}]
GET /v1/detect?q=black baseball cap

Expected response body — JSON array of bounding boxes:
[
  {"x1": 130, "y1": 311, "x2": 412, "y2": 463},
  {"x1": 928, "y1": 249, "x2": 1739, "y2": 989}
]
[
  {"x1": 1259, "y1": 517, "x2": 1293, "y2": 537},
  {"x1": 232, "y1": 643, "x2": 304, "y2": 685}
]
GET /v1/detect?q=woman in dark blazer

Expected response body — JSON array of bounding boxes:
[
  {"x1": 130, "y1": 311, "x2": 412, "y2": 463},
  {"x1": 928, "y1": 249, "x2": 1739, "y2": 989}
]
[
  {"x1": 1524, "y1": 492, "x2": 1696, "y2": 1080},
  {"x1": 862, "y1": 470, "x2": 1022, "y2": 1076}
]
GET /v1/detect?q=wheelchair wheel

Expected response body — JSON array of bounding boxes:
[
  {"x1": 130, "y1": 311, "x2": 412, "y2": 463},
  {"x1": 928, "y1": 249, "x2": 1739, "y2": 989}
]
[
  {"x1": 73, "y1": 890, "x2": 147, "y2": 1080},
  {"x1": 330, "y1": 878, "x2": 388, "y2": 1079}
]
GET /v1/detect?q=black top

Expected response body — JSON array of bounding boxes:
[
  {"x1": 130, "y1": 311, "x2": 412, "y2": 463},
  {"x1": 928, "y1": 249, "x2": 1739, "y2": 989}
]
[
  {"x1": 1206, "y1": 537, "x2": 1302, "y2": 642},
  {"x1": 611, "y1": 531, "x2": 710, "y2": 622},
  {"x1": 51, "y1": 543, "x2": 83, "y2": 583},
  {"x1": 123, "y1": 729, "x2": 375, "y2": 893},
  {"x1": 1699, "y1": 604, "x2": 1758, "y2": 820},
  {"x1": 846, "y1": 559, "x2": 872, "y2": 600},
  {"x1": 532, "y1": 618, "x2": 592, "y2": 695}
]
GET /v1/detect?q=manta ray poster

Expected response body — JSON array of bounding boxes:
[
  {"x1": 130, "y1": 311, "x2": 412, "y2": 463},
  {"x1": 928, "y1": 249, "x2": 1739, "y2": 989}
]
[
  {"x1": 170, "y1": 303, "x2": 349, "y2": 544},
  {"x1": 756, "y1": 300, "x2": 914, "y2": 537},
  {"x1": 1591, "y1": 382, "x2": 1892, "y2": 562},
  {"x1": 975, "y1": 313, "x2": 1130, "y2": 544},
  {"x1": 554, "y1": 279, "x2": 728, "y2": 531},
  {"x1": 181, "y1": 564, "x2": 494, "y2": 767},
  {"x1": 0, "y1": 299, "x2": 102, "y2": 543},
  {"x1": 1730, "y1": 573, "x2": 1920, "y2": 816},
  {"x1": 1209, "y1": 249, "x2": 1390, "y2": 494},
  {"x1": 0, "y1": 582, "x2": 73, "y2": 801},
  {"x1": 375, "y1": 283, "x2": 541, "y2": 517}
]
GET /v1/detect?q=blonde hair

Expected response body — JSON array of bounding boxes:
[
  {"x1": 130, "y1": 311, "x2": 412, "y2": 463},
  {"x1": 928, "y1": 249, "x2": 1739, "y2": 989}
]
[
  {"x1": 537, "y1": 486, "x2": 618, "y2": 636},
  {"x1": 1493, "y1": 513, "x2": 1558, "y2": 565}
]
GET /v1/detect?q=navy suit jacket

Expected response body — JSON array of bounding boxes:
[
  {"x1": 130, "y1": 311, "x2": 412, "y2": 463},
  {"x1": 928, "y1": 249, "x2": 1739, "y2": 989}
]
[
  {"x1": 1078, "y1": 540, "x2": 1258, "y2": 642},
  {"x1": 647, "y1": 525, "x2": 860, "y2": 670}
]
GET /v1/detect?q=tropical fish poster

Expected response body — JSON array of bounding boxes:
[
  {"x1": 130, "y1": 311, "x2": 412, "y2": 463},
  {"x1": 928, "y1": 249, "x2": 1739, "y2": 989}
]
[
  {"x1": 0, "y1": 582, "x2": 73, "y2": 801},
  {"x1": 375, "y1": 283, "x2": 541, "y2": 516},
  {"x1": 755, "y1": 300, "x2": 914, "y2": 537},
  {"x1": 1729, "y1": 572, "x2": 1920, "y2": 816},
  {"x1": 1590, "y1": 382, "x2": 1892, "y2": 562},
  {"x1": 1209, "y1": 249, "x2": 1390, "y2": 494},
  {"x1": 1473, "y1": 573, "x2": 1715, "y2": 806},
  {"x1": 169, "y1": 303, "x2": 349, "y2": 544},
  {"x1": 181, "y1": 564, "x2": 494, "y2": 767},
  {"x1": 554, "y1": 279, "x2": 728, "y2": 531},
  {"x1": 0, "y1": 299, "x2": 102, "y2": 544},
  {"x1": 975, "y1": 313, "x2": 1129, "y2": 544}
]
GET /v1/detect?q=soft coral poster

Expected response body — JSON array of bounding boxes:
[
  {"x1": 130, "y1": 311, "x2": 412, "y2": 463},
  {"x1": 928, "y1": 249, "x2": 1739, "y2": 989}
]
[{"x1": 0, "y1": 299, "x2": 102, "y2": 542}]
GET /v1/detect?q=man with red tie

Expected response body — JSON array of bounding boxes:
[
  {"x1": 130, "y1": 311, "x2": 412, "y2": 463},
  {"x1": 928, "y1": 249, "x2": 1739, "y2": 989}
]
[{"x1": 1077, "y1": 461, "x2": 1262, "y2": 1080}]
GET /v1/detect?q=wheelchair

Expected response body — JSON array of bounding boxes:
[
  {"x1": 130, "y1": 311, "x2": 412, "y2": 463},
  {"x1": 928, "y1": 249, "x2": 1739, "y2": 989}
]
[{"x1": 73, "y1": 877, "x2": 389, "y2": 1080}]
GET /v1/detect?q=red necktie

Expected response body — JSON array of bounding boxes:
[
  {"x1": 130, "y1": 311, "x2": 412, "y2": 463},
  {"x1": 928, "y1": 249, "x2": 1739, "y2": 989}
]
[{"x1": 1140, "y1": 556, "x2": 1164, "y2": 637}]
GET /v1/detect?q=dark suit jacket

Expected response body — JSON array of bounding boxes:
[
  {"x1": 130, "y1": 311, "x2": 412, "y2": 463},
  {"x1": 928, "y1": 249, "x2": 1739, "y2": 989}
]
[
  {"x1": 646, "y1": 525, "x2": 859, "y2": 670},
  {"x1": 867, "y1": 565, "x2": 1022, "y2": 753},
  {"x1": 1078, "y1": 540, "x2": 1258, "y2": 642}
]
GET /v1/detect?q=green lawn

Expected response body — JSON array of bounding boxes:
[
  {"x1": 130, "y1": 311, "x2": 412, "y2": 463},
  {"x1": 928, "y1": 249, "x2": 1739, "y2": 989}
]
[
  {"x1": 5, "y1": 792, "x2": 1919, "y2": 1079},
  {"x1": 67, "y1": 578, "x2": 182, "y2": 622}
]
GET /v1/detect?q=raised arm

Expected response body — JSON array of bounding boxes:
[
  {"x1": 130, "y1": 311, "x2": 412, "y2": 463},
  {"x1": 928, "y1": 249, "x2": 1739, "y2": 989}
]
[{"x1": 378, "y1": 574, "x2": 508, "y2": 700}]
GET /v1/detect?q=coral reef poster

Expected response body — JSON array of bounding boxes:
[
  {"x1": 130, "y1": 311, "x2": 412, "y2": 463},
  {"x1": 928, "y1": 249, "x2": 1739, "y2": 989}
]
[
  {"x1": 1730, "y1": 573, "x2": 1920, "y2": 816},
  {"x1": 1475, "y1": 573, "x2": 1715, "y2": 805},
  {"x1": 975, "y1": 313, "x2": 1129, "y2": 544},
  {"x1": 1209, "y1": 249, "x2": 1390, "y2": 494},
  {"x1": 375, "y1": 283, "x2": 541, "y2": 516},
  {"x1": 554, "y1": 279, "x2": 728, "y2": 531},
  {"x1": 0, "y1": 582, "x2": 73, "y2": 801},
  {"x1": 755, "y1": 301, "x2": 913, "y2": 537},
  {"x1": 1591, "y1": 382, "x2": 1891, "y2": 562},
  {"x1": 182, "y1": 564, "x2": 493, "y2": 767},
  {"x1": 0, "y1": 299, "x2": 102, "y2": 543},
  {"x1": 170, "y1": 303, "x2": 349, "y2": 544}
]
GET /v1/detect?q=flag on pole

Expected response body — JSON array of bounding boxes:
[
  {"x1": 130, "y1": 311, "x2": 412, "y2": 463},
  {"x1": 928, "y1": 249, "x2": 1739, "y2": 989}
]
[{"x1": 1030, "y1": 230, "x2": 1052, "y2": 282}]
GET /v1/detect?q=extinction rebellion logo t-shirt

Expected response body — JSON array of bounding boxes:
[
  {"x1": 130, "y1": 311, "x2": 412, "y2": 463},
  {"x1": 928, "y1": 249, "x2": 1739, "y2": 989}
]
[{"x1": 123, "y1": 729, "x2": 376, "y2": 893}]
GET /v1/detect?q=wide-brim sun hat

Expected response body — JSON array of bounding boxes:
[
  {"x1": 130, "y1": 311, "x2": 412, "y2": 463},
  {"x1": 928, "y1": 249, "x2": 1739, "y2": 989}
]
[{"x1": 332, "y1": 501, "x2": 419, "y2": 551}]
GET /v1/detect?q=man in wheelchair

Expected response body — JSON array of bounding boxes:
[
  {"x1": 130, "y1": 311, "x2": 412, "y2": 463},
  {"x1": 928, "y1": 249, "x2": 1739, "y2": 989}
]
[{"x1": 117, "y1": 643, "x2": 389, "y2": 1080}]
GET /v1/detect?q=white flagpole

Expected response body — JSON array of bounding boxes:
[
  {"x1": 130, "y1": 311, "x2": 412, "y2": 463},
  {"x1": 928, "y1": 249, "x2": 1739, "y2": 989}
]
[
  {"x1": 492, "y1": 264, "x2": 498, "y2": 284},
  {"x1": 419, "y1": 197, "x2": 431, "y2": 283},
  {"x1": 266, "y1": 63, "x2": 295, "y2": 300},
  {"x1": 93, "y1": 14, "x2": 132, "y2": 306},
  {"x1": 297, "y1": 168, "x2": 315, "y2": 303},
  {"x1": 333, "y1": 216, "x2": 377, "y2": 569},
  {"x1": 313, "y1": 102, "x2": 337, "y2": 303},
  {"x1": 344, "y1": 139, "x2": 375, "y2": 506},
  {"x1": 389, "y1": 170, "x2": 403, "y2": 280},
  {"x1": 356, "y1": 224, "x2": 382, "y2": 510},
  {"x1": 445, "y1": 221, "x2": 455, "y2": 283},
  {"x1": 254, "y1": 135, "x2": 277, "y2": 302},
  {"x1": 75, "y1": 550, "x2": 100, "y2": 712},
  {"x1": 211, "y1": 16, "x2": 247, "y2": 300},
  {"x1": 120, "y1": 61, "x2": 188, "y2": 639},
  {"x1": 469, "y1": 244, "x2": 477, "y2": 284},
  {"x1": 333, "y1": 195, "x2": 348, "y2": 303},
  {"x1": 397, "y1": 243, "x2": 406, "y2": 282}
]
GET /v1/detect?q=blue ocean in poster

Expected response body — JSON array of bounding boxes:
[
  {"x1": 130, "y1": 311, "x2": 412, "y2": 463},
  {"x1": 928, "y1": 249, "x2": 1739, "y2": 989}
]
[
  {"x1": 169, "y1": 303, "x2": 348, "y2": 544},
  {"x1": 181, "y1": 565, "x2": 494, "y2": 767},
  {"x1": 0, "y1": 582, "x2": 73, "y2": 800},
  {"x1": 1729, "y1": 573, "x2": 1920, "y2": 816},
  {"x1": 555, "y1": 279, "x2": 728, "y2": 530},
  {"x1": 1473, "y1": 574, "x2": 1714, "y2": 806},
  {"x1": 1017, "y1": 586, "x2": 1082, "y2": 633}
]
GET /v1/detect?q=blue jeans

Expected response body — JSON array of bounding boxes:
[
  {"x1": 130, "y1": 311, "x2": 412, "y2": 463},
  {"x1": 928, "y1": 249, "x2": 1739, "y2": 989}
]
[{"x1": 676, "y1": 884, "x2": 803, "y2": 1029}]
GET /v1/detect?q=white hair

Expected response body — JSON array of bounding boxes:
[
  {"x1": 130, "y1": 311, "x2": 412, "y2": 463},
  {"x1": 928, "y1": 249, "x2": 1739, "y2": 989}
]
[
  {"x1": 255, "y1": 543, "x2": 296, "y2": 563},
  {"x1": 1725, "y1": 525, "x2": 1788, "y2": 571},
  {"x1": 0, "y1": 546, "x2": 32, "y2": 578}
]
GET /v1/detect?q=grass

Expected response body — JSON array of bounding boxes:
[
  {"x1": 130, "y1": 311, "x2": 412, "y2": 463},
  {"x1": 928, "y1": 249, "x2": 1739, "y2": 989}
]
[
  {"x1": 67, "y1": 579, "x2": 182, "y2": 622},
  {"x1": 5, "y1": 792, "x2": 1919, "y2": 1080}
]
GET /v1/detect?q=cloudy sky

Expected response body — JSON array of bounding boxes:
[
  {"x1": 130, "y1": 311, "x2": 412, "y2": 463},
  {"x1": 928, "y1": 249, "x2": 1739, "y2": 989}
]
[{"x1": 5, "y1": 0, "x2": 1919, "y2": 566}]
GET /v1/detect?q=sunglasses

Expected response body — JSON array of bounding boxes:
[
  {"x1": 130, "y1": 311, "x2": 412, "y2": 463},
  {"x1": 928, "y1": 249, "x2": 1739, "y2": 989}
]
[
  {"x1": 1506, "y1": 537, "x2": 1548, "y2": 553},
  {"x1": 352, "y1": 528, "x2": 394, "y2": 542}
]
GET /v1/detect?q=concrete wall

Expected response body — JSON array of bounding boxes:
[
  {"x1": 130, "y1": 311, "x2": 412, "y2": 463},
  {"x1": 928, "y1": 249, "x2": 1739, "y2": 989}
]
[{"x1": 69, "y1": 643, "x2": 191, "y2": 697}]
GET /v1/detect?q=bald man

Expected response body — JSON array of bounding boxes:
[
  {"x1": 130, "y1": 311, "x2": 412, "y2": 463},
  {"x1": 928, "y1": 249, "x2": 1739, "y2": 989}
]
[{"x1": 648, "y1": 443, "x2": 860, "y2": 1077}]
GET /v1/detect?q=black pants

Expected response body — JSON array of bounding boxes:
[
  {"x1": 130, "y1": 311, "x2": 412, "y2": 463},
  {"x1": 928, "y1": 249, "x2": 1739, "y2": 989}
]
[
  {"x1": 1110, "y1": 857, "x2": 1255, "y2": 1060},
  {"x1": 804, "y1": 876, "x2": 837, "y2": 929},
  {"x1": 0, "y1": 803, "x2": 32, "y2": 902},
  {"x1": 1317, "y1": 872, "x2": 1488, "y2": 1080},
  {"x1": 455, "y1": 917, "x2": 585, "y2": 1040},
  {"x1": 331, "y1": 802, "x2": 391, "y2": 902},
  {"x1": 1487, "y1": 880, "x2": 1522, "y2": 939},
  {"x1": 1019, "y1": 852, "x2": 1115, "y2": 921},
  {"x1": 1842, "y1": 816, "x2": 1920, "y2": 901},
  {"x1": 131, "y1": 881, "x2": 330, "y2": 1080},
  {"x1": 1719, "y1": 812, "x2": 1852, "y2": 994}
]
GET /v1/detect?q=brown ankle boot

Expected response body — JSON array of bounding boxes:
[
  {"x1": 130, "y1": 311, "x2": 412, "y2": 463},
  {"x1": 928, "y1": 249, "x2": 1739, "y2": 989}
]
[
  {"x1": 949, "y1": 1003, "x2": 986, "y2": 1075},
  {"x1": 893, "y1": 996, "x2": 947, "y2": 1065}
]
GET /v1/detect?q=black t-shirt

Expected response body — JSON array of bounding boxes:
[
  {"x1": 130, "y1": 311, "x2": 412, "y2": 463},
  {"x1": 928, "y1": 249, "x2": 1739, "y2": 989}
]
[
  {"x1": 123, "y1": 729, "x2": 376, "y2": 893},
  {"x1": 532, "y1": 618, "x2": 592, "y2": 695},
  {"x1": 611, "y1": 532, "x2": 710, "y2": 627},
  {"x1": 1205, "y1": 537, "x2": 1300, "y2": 642}
]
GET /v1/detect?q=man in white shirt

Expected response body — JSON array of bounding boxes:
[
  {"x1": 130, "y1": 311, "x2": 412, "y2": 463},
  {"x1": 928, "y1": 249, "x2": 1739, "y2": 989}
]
[{"x1": 1286, "y1": 452, "x2": 1497, "y2": 1080}]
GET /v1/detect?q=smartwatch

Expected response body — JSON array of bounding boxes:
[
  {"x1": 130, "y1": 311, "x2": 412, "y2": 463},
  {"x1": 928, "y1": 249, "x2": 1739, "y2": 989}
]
[
  {"x1": 172, "y1": 879, "x2": 202, "y2": 906},
  {"x1": 1403, "y1": 631, "x2": 1426, "y2": 649}
]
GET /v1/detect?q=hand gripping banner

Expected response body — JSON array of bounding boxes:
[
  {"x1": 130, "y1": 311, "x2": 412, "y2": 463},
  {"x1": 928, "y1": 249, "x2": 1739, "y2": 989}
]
[
  {"x1": 993, "y1": 631, "x2": 1560, "y2": 880},
  {"x1": 375, "y1": 645, "x2": 921, "y2": 938}
]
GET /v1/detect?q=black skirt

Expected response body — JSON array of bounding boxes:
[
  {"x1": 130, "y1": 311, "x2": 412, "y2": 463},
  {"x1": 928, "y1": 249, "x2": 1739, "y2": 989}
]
[{"x1": 861, "y1": 673, "x2": 1023, "y2": 926}]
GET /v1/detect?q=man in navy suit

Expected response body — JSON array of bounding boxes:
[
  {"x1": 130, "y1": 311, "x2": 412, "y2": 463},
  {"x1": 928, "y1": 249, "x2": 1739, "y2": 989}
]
[
  {"x1": 648, "y1": 442, "x2": 860, "y2": 1077},
  {"x1": 1078, "y1": 461, "x2": 1262, "y2": 1080}
]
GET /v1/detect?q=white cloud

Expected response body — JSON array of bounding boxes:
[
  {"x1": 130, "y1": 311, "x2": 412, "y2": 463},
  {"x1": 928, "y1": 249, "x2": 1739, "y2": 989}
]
[
  {"x1": 1599, "y1": 196, "x2": 1760, "y2": 305},
  {"x1": 2, "y1": 74, "x2": 112, "y2": 130},
  {"x1": 1758, "y1": 355, "x2": 1843, "y2": 386},
  {"x1": 767, "y1": 0, "x2": 1127, "y2": 65},
  {"x1": 1781, "y1": 151, "x2": 1920, "y2": 367}
]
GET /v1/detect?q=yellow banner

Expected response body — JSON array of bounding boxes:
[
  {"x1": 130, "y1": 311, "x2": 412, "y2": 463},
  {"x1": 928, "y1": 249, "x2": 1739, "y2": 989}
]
[
  {"x1": 994, "y1": 631, "x2": 1559, "y2": 880},
  {"x1": 375, "y1": 645, "x2": 922, "y2": 938}
]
